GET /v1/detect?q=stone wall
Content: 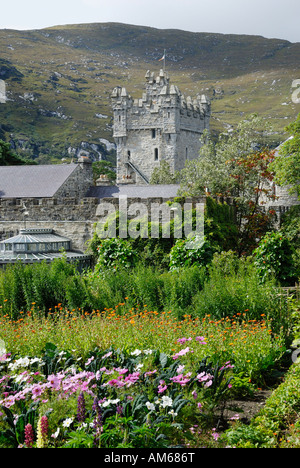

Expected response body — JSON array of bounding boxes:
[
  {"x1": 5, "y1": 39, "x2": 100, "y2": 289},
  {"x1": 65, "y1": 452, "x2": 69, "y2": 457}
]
[
  {"x1": 0, "y1": 195, "x2": 206, "y2": 251},
  {"x1": 54, "y1": 158, "x2": 93, "y2": 199}
]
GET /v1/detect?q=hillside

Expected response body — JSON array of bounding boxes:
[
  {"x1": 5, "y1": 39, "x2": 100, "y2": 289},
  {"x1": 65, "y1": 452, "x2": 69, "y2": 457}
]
[{"x1": 0, "y1": 22, "x2": 300, "y2": 163}]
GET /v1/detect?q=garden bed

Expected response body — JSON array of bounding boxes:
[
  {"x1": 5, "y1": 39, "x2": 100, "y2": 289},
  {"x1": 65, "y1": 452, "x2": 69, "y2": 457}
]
[{"x1": 0, "y1": 302, "x2": 292, "y2": 448}]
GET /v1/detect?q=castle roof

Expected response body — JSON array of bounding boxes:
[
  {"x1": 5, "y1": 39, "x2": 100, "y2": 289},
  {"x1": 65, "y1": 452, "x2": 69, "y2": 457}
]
[
  {"x1": 0, "y1": 164, "x2": 78, "y2": 198},
  {"x1": 86, "y1": 184, "x2": 180, "y2": 199}
]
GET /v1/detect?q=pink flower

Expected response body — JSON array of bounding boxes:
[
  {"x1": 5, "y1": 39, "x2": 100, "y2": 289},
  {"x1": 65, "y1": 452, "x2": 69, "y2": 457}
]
[
  {"x1": 47, "y1": 375, "x2": 61, "y2": 390},
  {"x1": 144, "y1": 369, "x2": 157, "y2": 377},
  {"x1": 177, "y1": 337, "x2": 192, "y2": 345},
  {"x1": 172, "y1": 347, "x2": 191, "y2": 360},
  {"x1": 170, "y1": 373, "x2": 191, "y2": 387},
  {"x1": 212, "y1": 428, "x2": 220, "y2": 441},
  {"x1": 195, "y1": 336, "x2": 207, "y2": 344},
  {"x1": 31, "y1": 385, "x2": 43, "y2": 399},
  {"x1": 158, "y1": 380, "x2": 168, "y2": 394},
  {"x1": 85, "y1": 356, "x2": 95, "y2": 366}
]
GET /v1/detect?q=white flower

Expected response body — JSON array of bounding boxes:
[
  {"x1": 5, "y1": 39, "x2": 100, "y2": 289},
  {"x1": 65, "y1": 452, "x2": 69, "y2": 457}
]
[
  {"x1": 78, "y1": 422, "x2": 88, "y2": 430},
  {"x1": 134, "y1": 363, "x2": 143, "y2": 371},
  {"x1": 160, "y1": 396, "x2": 173, "y2": 408},
  {"x1": 146, "y1": 402, "x2": 155, "y2": 411},
  {"x1": 8, "y1": 357, "x2": 31, "y2": 371},
  {"x1": 102, "y1": 398, "x2": 120, "y2": 407},
  {"x1": 131, "y1": 349, "x2": 142, "y2": 356},
  {"x1": 30, "y1": 357, "x2": 43, "y2": 365},
  {"x1": 52, "y1": 428, "x2": 60, "y2": 439},
  {"x1": 62, "y1": 417, "x2": 74, "y2": 428},
  {"x1": 110, "y1": 399, "x2": 120, "y2": 405},
  {"x1": 143, "y1": 349, "x2": 153, "y2": 355},
  {"x1": 168, "y1": 409, "x2": 178, "y2": 417}
]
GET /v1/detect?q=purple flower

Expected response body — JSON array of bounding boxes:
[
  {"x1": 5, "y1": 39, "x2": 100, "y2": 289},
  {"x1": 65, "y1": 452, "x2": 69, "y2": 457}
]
[{"x1": 77, "y1": 392, "x2": 86, "y2": 423}]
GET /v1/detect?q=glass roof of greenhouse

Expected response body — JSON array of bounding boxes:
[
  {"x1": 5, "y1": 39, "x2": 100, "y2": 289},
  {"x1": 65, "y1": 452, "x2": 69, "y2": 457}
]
[{"x1": 0, "y1": 229, "x2": 91, "y2": 265}]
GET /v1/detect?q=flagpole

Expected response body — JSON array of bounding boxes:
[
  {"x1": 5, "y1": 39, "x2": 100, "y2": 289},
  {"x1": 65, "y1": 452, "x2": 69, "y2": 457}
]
[{"x1": 159, "y1": 50, "x2": 166, "y2": 72}]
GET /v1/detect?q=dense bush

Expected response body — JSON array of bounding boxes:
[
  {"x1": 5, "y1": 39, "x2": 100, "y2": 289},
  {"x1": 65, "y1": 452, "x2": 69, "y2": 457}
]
[
  {"x1": 254, "y1": 231, "x2": 298, "y2": 285},
  {"x1": 169, "y1": 236, "x2": 215, "y2": 271}
]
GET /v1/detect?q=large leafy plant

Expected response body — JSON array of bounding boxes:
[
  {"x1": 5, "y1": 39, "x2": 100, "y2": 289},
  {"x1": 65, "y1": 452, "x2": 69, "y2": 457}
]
[{"x1": 254, "y1": 231, "x2": 297, "y2": 285}]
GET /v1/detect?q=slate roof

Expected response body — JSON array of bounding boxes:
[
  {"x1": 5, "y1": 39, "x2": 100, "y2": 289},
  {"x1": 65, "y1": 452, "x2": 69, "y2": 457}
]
[
  {"x1": 86, "y1": 184, "x2": 180, "y2": 199},
  {"x1": 0, "y1": 164, "x2": 78, "y2": 198}
]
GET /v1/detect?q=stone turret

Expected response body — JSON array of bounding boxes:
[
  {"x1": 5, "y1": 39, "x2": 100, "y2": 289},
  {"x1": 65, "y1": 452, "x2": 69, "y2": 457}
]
[{"x1": 111, "y1": 70, "x2": 210, "y2": 185}]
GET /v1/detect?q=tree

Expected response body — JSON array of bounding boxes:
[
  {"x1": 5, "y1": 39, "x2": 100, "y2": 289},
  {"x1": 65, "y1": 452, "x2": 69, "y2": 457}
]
[
  {"x1": 270, "y1": 113, "x2": 300, "y2": 199},
  {"x1": 150, "y1": 160, "x2": 179, "y2": 185},
  {"x1": 0, "y1": 139, "x2": 27, "y2": 165},
  {"x1": 179, "y1": 114, "x2": 277, "y2": 254},
  {"x1": 92, "y1": 160, "x2": 116, "y2": 184}
]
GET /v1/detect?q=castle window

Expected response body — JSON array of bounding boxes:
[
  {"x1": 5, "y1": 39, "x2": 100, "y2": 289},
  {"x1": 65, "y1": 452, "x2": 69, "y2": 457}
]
[
  {"x1": 154, "y1": 148, "x2": 159, "y2": 161},
  {"x1": 127, "y1": 150, "x2": 131, "y2": 160},
  {"x1": 186, "y1": 148, "x2": 188, "y2": 159},
  {"x1": 152, "y1": 129, "x2": 156, "y2": 139}
]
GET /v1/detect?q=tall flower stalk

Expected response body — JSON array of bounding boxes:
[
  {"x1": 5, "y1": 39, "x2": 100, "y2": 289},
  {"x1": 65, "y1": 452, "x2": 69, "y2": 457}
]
[{"x1": 36, "y1": 416, "x2": 48, "y2": 448}]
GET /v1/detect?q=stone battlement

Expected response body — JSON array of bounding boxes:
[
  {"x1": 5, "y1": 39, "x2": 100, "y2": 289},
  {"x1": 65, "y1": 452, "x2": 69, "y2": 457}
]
[{"x1": 111, "y1": 70, "x2": 211, "y2": 185}]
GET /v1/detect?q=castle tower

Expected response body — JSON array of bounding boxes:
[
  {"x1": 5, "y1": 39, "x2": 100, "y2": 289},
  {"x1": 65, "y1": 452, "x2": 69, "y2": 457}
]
[{"x1": 111, "y1": 70, "x2": 210, "y2": 185}]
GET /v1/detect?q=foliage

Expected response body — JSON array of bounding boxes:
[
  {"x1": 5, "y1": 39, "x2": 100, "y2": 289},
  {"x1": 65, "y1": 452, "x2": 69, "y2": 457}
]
[
  {"x1": 280, "y1": 205, "x2": 300, "y2": 277},
  {"x1": 150, "y1": 160, "x2": 180, "y2": 185},
  {"x1": 254, "y1": 231, "x2": 298, "y2": 285},
  {"x1": 0, "y1": 342, "x2": 235, "y2": 448},
  {"x1": 179, "y1": 115, "x2": 277, "y2": 254},
  {"x1": 190, "y1": 257, "x2": 289, "y2": 334},
  {"x1": 224, "y1": 363, "x2": 300, "y2": 448},
  {"x1": 0, "y1": 258, "x2": 92, "y2": 318},
  {"x1": 92, "y1": 160, "x2": 116, "y2": 184},
  {"x1": 204, "y1": 197, "x2": 239, "y2": 252},
  {"x1": 169, "y1": 236, "x2": 215, "y2": 271},
  {"x1": 95, "y1": 237, "x2": 137, "y2": 272},
  {"x1": 0, "y1": 139, "x2": 29, "y2": 166},
  {"x1": 270, "y1": 113, "x2": 300, "y2": 199}
]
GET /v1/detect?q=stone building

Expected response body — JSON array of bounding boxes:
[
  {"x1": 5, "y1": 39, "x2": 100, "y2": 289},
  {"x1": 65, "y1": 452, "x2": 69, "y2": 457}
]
[
  {"x1": 111, "y1": 69, "x2": 211, "y2": 185},
  {"x1": 0, "y1": 156, "x2": 93, "y2": 199},
  {"x1": 0, "y1": 71, "x2": 299, "y2": 260}
]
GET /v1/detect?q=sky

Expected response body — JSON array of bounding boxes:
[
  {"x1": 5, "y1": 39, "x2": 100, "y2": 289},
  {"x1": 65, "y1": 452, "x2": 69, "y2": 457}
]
[{"x1": 1, "y1": 0, "x2": 300, "y2": 43}]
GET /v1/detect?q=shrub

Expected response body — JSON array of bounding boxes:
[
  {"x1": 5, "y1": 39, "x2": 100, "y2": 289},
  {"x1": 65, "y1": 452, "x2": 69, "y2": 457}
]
[
  {"x1": 254, "y1": 231, "x2": 297, "y2": 285},
  {"x1": 169, "y1": 236, "x2": 215, "y2": 271},
  {"x1": 95, "y1": 238, "x2": 137, "y2": 272}
]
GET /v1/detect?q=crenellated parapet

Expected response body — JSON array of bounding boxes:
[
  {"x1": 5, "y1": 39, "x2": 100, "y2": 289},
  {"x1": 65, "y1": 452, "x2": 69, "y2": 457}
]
[{"x1": 111, "y1": 70, "x2": 211, "y2": 185}]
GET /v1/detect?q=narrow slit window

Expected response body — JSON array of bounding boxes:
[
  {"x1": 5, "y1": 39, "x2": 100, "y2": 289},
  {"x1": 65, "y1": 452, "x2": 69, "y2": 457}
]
[{"x1": 154, "y1": 148, "x2": 159, "y2": 161}]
